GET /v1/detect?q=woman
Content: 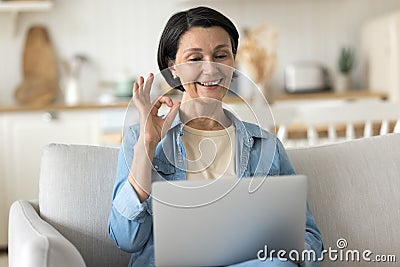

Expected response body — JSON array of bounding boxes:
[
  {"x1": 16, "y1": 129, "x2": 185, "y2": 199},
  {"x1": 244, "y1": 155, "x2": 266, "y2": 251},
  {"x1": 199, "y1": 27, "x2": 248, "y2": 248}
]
[{"x1": 108, "y1": 6, "x2": 323, "y2": 267}]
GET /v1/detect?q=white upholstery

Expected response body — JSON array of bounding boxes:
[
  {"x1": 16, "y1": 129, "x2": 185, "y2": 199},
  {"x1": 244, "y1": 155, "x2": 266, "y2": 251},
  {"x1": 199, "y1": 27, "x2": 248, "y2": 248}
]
[
  {"x1": 287, "y1": 133, "x2": 400, "y2": 266},
  {"x1": 8, "y1": 134, "x2": 400, "y2": 266},
  {"x1": 9, "y1": 144, "x2": 131, "y2": 267},
  {"x1": 8, "y1": 200, "x2": 85, "y2": 267}
]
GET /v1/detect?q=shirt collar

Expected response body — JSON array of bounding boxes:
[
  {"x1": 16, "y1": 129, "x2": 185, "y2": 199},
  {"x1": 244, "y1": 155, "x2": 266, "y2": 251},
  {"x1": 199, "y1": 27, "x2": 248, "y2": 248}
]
[
  {"x1": 167, "y1": 107, "x2": 269, "y2": 139},
  {"x1": 224, "y1": 109, "x2": 269, "y2": 139}
]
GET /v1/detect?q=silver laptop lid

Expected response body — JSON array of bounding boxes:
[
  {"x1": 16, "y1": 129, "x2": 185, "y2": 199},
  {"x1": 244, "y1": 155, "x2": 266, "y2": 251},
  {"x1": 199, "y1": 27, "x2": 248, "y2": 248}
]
[{"x1": 152, "y1": 175, "x2": 307, "y2": 267}]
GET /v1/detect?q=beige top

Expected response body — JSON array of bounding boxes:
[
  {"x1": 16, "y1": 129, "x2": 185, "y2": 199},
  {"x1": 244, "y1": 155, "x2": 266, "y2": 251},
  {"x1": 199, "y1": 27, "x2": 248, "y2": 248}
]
[{"x1": 181, "y1": 124, "x2": 236, "y2": 180}]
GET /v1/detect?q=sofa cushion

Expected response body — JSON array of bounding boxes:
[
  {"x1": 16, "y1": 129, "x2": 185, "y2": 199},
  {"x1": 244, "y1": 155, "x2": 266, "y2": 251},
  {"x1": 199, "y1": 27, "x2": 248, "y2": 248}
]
[{"x1": 287, "y1": 133, "x2": 400, "y2": 266}]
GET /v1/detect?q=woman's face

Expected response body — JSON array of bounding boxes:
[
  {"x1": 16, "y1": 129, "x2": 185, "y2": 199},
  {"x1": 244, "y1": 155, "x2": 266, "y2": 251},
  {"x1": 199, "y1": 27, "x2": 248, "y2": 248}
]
[{"x1": 171, "y1": 26, "x2": 235, "y2": 101}]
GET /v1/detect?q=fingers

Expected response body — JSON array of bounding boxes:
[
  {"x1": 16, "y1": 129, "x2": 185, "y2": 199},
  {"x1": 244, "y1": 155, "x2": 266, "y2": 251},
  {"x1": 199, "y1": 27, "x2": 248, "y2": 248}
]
[
  {"x1": 161, "y1": 101, "x2": 181, "y2": 137},
  {"x1": 132, "y1": 74, "x2": 152, "y2": 97},
  {"x1": 151, "y1": 96, "x2": 174, "y2": 116},
  {"x1": 153, "y1": 96, "x2": 173, "y2": 108},
  {"x1": 132, "y1": 79, "x2": 139, "y2": 96},
  {"x1": 144, "y1": 73, "x2": 154, "y2": 94},
  {"x1": 132, "y1": 76, "x2": 144, "y2": 97},
  {"x1": 133, "y1": 74, "x2": 179, "y2": 132}
]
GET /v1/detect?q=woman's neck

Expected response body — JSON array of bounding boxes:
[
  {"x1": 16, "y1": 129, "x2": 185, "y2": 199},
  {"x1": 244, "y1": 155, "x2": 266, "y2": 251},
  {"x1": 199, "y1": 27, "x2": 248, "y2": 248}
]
[{"x1": 179, "y1": 96, "x2": 231, "y2": 131}]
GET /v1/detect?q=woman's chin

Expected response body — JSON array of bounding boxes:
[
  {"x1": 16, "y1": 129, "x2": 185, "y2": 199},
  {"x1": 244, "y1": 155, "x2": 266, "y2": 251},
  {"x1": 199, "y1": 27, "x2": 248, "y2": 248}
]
[
  {"x1": 198, "y1": 93, "x2": 225, "y2": 103},
  {"x1": 196, "y1": 85, "x2": 227, "y2": 99},
  {"x1": 182, "y1": 83, "x2": 227, "y2": 102}
]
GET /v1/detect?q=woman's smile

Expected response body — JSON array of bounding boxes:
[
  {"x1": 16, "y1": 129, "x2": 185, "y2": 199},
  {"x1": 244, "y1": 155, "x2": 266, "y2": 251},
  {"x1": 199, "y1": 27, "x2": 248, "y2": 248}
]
[{"x1": 195, "y1": 78, "x2": 224, "y2": 90}]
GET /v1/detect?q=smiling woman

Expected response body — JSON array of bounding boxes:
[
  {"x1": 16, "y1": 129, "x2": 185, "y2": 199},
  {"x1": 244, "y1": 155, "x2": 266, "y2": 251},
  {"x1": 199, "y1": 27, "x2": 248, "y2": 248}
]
[
  {"x1": 171, "y1": 27, "x2": 235, "y2": 99},
  {"x1": 157, "y1": 6, "x2": 239, "y2": 92},
  {"x1": 107, "y1": 6, "x2": 323, "y2": 267}
]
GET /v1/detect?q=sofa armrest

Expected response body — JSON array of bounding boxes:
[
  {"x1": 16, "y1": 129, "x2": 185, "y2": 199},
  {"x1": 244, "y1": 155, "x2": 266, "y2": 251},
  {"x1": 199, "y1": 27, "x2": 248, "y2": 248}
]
[{"x1": 9, "y1": 200, "x2": 86, "y2": 267}]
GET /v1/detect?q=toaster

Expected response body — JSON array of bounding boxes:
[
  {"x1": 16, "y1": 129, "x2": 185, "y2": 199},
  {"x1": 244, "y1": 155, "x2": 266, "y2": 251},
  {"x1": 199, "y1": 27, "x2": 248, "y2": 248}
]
[{"x1": 284, "y1": 62, "x2": 331, "y2": 93}]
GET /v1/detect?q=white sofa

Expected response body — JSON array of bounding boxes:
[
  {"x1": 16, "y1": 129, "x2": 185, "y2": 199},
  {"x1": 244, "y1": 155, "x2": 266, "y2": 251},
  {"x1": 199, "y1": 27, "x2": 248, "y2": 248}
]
[{"x1": 8, "y1": 133, "x2": 400, "y2": 267}]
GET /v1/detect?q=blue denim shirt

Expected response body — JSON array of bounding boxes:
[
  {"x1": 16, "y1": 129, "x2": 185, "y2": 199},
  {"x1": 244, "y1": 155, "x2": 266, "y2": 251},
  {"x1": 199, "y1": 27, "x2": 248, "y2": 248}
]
[{"x1": 108, "y1": 110, "x2": 323, "y2": 267}]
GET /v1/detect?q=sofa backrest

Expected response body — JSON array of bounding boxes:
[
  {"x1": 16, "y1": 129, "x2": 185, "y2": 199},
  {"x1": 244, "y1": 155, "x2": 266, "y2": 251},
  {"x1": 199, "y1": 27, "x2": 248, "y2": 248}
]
[
  {"x1": 38, "y1": 134, "x2": 400, "y2": 267},
  {"x1": 39, "y1": 144, "x2": 130, "y2": 267},
  {"x1": 287, "y1": 133, "x2": 400, "y2": 266}
]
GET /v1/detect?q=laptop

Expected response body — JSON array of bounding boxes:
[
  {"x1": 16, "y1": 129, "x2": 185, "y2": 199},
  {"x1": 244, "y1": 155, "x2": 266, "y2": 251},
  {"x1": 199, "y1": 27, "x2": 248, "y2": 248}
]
[{"x1": 152, "y1": 175, "x2": 307, "y2": 267}]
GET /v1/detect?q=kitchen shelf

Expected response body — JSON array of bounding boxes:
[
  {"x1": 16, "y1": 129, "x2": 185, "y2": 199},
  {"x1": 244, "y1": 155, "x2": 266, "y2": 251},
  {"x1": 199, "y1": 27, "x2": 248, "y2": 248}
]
[
  {"x1": 0, "y1": 0, "x2": 53, "y2": 12},
  {"x1": 274, "y1": 90, "x2": 387, "y2": 102},
  {"x1": 0, "y1": 0, "x2": 53, "y2": 35}
]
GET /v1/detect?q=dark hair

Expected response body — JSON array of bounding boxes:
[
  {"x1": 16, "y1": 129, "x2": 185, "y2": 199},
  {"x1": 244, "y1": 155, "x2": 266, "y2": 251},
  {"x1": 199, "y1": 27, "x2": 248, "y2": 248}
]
[{"x1": 157, "y1": 6, "x2": 239, "y2": 91}]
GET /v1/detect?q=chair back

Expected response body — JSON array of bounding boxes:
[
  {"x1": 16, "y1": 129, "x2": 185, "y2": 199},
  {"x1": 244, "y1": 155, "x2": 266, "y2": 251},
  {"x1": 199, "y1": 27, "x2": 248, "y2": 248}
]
[{"x1": 273, "y1": 101, "x2": 400, "y2": 147}]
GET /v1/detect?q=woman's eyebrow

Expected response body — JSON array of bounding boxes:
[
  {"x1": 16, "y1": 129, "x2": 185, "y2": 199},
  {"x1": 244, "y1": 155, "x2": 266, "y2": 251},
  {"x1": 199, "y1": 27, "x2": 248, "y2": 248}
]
[
  {"x1": 183, "y1": 48, "x2": 203, "y2": 53},
  {"x1": 214, "y1": 44, "x2": 230, "y2": 50},
  {"x1": 183, "y1": 44, "x2": 230, "y2": 53}
]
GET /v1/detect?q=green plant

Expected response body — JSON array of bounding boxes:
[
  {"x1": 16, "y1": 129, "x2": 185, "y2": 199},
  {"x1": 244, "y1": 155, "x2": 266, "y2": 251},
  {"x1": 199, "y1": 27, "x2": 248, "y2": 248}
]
[{"x1": 338, "y1": 47, "x2": 354, "y2": 74}]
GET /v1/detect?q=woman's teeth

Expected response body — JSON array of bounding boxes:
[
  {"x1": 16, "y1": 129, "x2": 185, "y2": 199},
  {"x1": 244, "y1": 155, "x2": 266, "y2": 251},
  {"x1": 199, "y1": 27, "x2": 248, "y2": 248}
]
[{"x1": 198, "y1": 80, "x2": 220, "y2": 86}]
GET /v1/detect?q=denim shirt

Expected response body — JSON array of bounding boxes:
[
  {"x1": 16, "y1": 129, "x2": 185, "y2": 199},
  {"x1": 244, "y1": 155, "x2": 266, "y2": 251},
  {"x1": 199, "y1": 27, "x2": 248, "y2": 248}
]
[{"x1": 108, "y1": 110, "x2": 323, "y2": 267}]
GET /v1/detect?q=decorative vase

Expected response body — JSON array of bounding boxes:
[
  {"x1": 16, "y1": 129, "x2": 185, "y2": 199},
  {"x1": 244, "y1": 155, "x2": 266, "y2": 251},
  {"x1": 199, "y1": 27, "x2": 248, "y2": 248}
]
[
  {"x1": 64, "y1": 77, "x2": 79, "y2": 105},
  {"x1": 335, "y1": 73, "x2": 351, "y2": 93}
]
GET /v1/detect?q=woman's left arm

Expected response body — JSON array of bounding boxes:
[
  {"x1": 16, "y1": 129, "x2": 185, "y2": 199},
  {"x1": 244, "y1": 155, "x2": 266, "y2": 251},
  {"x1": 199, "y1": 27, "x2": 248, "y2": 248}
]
[{"x1": 276, "y1": 138, "x2": 323, "y2": 267}]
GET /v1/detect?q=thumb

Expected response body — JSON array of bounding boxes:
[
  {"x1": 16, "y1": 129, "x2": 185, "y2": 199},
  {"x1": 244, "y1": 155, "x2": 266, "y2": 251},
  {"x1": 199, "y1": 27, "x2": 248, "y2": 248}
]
[{"x1": 161, "y1": 101, "x2": 180, "y2": 138}]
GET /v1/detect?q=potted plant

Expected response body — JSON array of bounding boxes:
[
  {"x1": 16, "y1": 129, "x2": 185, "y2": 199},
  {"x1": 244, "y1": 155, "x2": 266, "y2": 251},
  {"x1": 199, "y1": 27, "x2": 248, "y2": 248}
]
[{"x1": 335, "y1": 47, "x2": 355, "y2": 92}]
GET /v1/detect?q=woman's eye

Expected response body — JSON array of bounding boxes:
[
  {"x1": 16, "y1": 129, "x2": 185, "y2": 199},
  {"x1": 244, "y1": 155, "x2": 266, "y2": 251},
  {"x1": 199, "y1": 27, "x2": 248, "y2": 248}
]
[
  {"x1": 215, "y1": 54, "x2": 227, "y2": 59},
  {"x1": 188, "y1": 57, "x2": 202, "y2": 61}
]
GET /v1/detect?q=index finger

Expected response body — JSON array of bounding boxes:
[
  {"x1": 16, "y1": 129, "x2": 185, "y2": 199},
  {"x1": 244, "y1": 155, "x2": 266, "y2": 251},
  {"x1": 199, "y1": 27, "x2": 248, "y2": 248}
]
[{"x1": 152, "y1": 96, "x2": 173, "y2": 110}]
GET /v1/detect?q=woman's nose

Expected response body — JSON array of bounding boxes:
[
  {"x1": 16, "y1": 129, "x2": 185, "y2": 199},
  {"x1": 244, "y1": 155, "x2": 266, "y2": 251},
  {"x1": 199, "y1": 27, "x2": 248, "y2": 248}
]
[{"x1": 201, "y1": 60, "x2": 218, "y2": 75}]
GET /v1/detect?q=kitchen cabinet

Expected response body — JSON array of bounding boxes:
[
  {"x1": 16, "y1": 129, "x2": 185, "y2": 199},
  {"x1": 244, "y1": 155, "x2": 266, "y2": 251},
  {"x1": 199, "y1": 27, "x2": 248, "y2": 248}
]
[{"x1": 0, "y1": 109, "x2": 99, "y2": 248}]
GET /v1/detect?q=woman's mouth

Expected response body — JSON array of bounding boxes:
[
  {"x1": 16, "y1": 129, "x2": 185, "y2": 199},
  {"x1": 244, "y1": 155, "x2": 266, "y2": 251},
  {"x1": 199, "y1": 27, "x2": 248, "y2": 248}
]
[{"x1": 195, "y1": 79, "x2": 223, "y2": 89}]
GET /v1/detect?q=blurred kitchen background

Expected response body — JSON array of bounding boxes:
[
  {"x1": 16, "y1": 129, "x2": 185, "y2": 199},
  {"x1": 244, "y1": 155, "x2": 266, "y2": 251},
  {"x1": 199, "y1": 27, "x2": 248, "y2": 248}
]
[
  {"x1": 1, "y1": 0, "x2": 400, "y2": 103},
  {"x1": 1, "y1": 0, "x2": 400, "y2": 260}
]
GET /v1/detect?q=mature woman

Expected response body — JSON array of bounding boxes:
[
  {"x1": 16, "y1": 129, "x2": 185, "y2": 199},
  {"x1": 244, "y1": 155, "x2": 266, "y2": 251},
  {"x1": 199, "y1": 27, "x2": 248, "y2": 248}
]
[{"x1": 108, "y1": 6, "x2": 323, "y2": 267}]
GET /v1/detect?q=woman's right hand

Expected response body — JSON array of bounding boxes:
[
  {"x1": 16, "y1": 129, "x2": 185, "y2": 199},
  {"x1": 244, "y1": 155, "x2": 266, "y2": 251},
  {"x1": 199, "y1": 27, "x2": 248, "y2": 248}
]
[
  {"x1": 132, "y1": 73, "x2": 180, "y2": 153},
  {"x1": 128, "y1": 74, "x2": 180, "y2": 201}
]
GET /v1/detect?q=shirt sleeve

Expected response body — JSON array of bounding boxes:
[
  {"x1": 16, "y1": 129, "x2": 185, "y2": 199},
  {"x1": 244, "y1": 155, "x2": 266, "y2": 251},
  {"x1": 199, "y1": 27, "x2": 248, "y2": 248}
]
[
  {"x1": 276, "y1": 138, "x2": 324, "y2": 267},
  {"x1": 107, "y1": 125, "x2": 153, "y2": 253}
]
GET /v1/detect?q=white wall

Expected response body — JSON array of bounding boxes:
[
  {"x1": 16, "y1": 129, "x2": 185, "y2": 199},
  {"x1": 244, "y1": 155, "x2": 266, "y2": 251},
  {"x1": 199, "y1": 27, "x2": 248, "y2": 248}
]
[
  {"x1": 1, "y1": 0, "x2": 400, "y2": 104},
  {"x1": 189, "y1": 0, "x2": 400, "y2": 92}
]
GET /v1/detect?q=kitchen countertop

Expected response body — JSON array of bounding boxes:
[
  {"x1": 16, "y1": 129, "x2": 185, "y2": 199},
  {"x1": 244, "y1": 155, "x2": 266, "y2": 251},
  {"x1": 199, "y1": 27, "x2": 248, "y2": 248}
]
[
  {"x1": 0, "y1": 95, "x2": 246, "y2": 113},
  {"x1": 0, "y1": 91, "x2": 387, "y2": 113},
  {"x1": 0, "y1": 100, "x2": 131, "y2": 113},
  {"x1": 274, "y1": 90, "x2": 387, "y2": 101}
]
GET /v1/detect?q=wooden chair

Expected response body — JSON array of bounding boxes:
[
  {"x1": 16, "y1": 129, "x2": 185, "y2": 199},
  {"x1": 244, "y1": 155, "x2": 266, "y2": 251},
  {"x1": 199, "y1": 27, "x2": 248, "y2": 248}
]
[
  {"x1": 194, "y1": 100, "x2": 400, "y2": 148},
  {"x1": 273, "y1": 101, "x2": 400, "y2": 147}
]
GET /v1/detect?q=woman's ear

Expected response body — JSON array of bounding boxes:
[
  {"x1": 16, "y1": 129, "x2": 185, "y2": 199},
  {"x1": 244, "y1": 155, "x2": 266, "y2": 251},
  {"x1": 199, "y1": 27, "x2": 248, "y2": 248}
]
[{"x1": 168, "y1": 60, "x2": 178, "y2": 79}]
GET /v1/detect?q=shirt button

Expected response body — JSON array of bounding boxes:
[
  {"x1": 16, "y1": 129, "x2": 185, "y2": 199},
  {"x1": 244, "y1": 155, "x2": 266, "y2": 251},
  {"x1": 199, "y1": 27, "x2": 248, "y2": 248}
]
[
  {"x1": 248, "y1": 137, "x2": 253, "y2": 142},
  {"x1": 154, "y1": 165, "x2": 159, "y2": 169}
]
